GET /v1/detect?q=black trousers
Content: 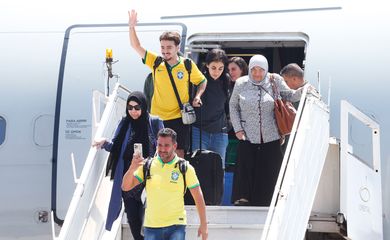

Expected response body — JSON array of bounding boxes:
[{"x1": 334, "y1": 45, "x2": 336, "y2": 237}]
[
  {"x1": 232, "y1": 140, "x2": 283, "y2": 206},
  {"x1": 163, "y1": 118, "x2": 189, "y2": 151},
  {"x1": 123, "y1": 196, "x2": 144, "y2": 240}
]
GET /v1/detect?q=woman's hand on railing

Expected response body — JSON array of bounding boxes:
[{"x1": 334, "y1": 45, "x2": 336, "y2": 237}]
[{"x1": 92, "y1": 138, "x2": 107, "y2": 149}]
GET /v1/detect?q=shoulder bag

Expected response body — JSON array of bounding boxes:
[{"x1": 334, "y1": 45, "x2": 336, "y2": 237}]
[
  {"x1": 260, "y1": 75, "x2": 296, "y2": 136},
  {"x1": 165, "y1": 62, "x2": 196, "y2": 125},
  {"x1": 269, "y1": 76, "x2": 296, "y2": 136}
]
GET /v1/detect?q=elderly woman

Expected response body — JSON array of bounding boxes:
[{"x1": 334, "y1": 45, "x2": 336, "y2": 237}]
[{"x1": 229, "y1": 55, "x2": 303, "y2": 206}]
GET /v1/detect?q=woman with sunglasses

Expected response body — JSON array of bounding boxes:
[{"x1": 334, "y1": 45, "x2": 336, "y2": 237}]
[{"x1": 93, "y1": 91, "x2": 163, "y2": 240}]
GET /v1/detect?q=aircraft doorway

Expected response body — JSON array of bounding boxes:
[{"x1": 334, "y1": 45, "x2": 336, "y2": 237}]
[
  {"x1": 185, "y1": 32, "x2": 308, "y2": 205},
  {"x1": 186, "y1": 32, "x2": 307, "y2": 75}
]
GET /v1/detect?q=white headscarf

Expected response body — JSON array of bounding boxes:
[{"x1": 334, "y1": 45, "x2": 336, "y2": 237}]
[{"x1": 248, "y1": 55, "x2": 269, "y2": 85}]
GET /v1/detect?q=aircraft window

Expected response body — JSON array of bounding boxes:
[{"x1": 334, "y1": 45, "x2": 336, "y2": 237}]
[
  {"x1": 0, "y1": 116, "x2": 5, "y2": 145},
  {"x1": 348, "y1": 115, "x2": 374, "y2": 168}
]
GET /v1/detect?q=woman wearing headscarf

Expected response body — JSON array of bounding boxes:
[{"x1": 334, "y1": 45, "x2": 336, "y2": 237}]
[
  {"x1": 93, "y1": 91, "x2": 163, "y2": 239},
  {"x1": 229, "y1": 55, "x2": 303, "y2": 206}
]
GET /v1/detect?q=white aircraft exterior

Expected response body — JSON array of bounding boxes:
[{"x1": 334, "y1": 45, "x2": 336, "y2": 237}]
[{"x1": 0, "y1": 0, "x2": 389, "y2": 239}]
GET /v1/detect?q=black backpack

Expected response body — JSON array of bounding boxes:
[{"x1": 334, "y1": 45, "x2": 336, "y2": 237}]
[
  {"x1": 149, "y1": 56, "x2": 193, "y2": 106},
  {"x1": 153, "y1": 56, "x2": 192, "y2": 83},
  {"x1": 123, "y1": 157, "x2": 188, "y2": 201},
  {"x1": 143, "y1": 157, "x2": 188, "y2": 194}
]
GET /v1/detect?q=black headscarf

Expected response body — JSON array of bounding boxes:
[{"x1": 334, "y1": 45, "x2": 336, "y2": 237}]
[{"x1": 106, "y1": 91, "x2": 150, "y2": 179}]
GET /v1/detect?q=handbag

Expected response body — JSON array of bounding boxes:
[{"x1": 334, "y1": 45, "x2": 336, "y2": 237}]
[
  {"x1": 273, "y1": 98, "x2": 296, "y2": 136},
  {"x1": 165, "y1": 62, "x2": 196, "y2": 125},
  {"x1": 269, "y1": 77, "x2": 296, "y2": 136},
  {"x1": 260, "y1": 75, "x2": 296, "y2": 136}
]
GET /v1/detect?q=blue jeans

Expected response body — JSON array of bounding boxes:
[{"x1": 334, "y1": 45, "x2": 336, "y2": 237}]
[
  {"x1": 192, "y1": 127, "x2": 228, "y2": 167},
  {"x1": 144, "y1": 225, "x2": 185, "y2": 240}
]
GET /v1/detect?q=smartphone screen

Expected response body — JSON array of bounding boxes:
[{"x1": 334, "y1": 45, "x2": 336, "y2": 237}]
[{"x1": 134, "y1": 143, "x2": 143, "y2": 157}]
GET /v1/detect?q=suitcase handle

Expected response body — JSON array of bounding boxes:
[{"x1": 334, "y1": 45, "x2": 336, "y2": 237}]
[
  {"x1": 188, "y1": 104, "x2": 202, "y2": 154},
  {"x1": 199, "y1": 104, "x2": 202, "y2": 152}
]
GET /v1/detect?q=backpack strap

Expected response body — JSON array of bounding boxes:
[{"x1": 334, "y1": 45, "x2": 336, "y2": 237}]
[
  {"x1": 154, "y1": 57, "x2": 191, "y2": 79},
  {"x1": 144, "y1": 157, "x2": 187, "y2": 194},
  {"x1": 143, "y1": 157, "x2": 153, "y2": 186},
  {"x1": 152, "y1": 56, "x2": 163, "y2": 83},
  {"x1": 184, "y1": 58, "x2": 192, "y2": 74},
  {"x1": 175, "y1": 158, "x2": 188, "y2": 194},
  {"x1": 154, "y1": 57, "x2": 193, "y2": 109},
  {"x1": 184, "y1": 58, "x2": 194, "y2": 106},
  {"x1": 143, "y1": 73, "x2": 154, "y2": 112}
]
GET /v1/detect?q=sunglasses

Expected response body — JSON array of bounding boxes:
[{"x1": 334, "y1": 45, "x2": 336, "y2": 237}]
[{"x1": 127, "y1": 104, "x2": 141, "y2": 111}]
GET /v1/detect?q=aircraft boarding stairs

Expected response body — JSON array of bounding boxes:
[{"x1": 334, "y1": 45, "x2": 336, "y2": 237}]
[{"x1": 53, "y1": 83, "x2": 383, "y2": 240}]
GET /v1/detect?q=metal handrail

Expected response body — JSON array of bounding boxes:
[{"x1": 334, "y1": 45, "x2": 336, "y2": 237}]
[{"x1": 52, "y1": 83, "x2": 130, "y2": 239}]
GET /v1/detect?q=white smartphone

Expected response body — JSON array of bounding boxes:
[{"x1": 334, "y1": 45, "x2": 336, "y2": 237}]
[{"x1": 134, "y1": 143, "x2": 143, "y2": 157}]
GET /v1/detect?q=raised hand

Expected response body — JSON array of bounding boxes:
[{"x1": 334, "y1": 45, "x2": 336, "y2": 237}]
[
  {"x1": 129, "y1": 153, "x2": 144, "y2": 172},
  {"x1": 128, "y1": 9, "x2": 138, "y2": 28}
]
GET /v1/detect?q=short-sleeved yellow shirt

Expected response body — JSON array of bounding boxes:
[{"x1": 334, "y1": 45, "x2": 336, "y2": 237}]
[
  {"x1": 134, "y1": 155, "x2": 200, "y2": 228},
  {"x1": 143, "y1": 51, "x2": 206, "y2": 120}
]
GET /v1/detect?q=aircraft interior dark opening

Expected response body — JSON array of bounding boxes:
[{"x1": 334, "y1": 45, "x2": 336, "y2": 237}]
[{"x1": 187, "y1": 37, "x2": 306, "y2": 73}]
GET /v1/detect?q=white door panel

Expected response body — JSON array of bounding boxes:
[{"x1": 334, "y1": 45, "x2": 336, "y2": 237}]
[{"x1": 340, "y1": 100, "x2": 383, "y2": 239}]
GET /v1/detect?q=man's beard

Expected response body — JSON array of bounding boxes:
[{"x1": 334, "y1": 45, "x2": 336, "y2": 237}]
[
  {"x1": 163, "y1": 56, "x2": 172, "y2": 62},
  {"x1": 159, "y1": 151, "x2": 174, "y2": 161}
]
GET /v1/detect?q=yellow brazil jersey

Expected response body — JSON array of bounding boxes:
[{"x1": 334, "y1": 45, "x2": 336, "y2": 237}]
[
  {"x1": 134, "y1": 155, "x2": 200, "y2": 228},
  {"x1": 143, "y1": 51, "x2": 206, "y2": 120}
]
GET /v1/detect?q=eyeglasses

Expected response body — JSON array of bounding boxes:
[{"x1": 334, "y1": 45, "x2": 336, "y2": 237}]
[{"x1": 127, "y1": 105, "x2": 141, "y2": 111}]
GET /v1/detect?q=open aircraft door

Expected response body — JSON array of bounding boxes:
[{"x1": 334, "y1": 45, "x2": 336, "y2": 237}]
[
  {"x1": 340, "y1": 100, "x2": 383, "y2": 239},
  {"x1": 52, "y1": 22, "x2": 187, "y2": 225},
  {"x1": 261, "y1": 87, "x2": 330, "y2": 240}
]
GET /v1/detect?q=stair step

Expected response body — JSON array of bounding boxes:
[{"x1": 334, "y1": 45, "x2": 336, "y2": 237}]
[
  {"x1": 186, "y1": 223, "x2": 263, "y2": 239},
  {"x1": 187, "y1": 223, "x2": 264, "y2": 229},
  {"x1": 122, "y1": 206, "x2": 267, "y2": 240},
  {"x1": 186, "y1": 205, "x2": 268, "y2": 225}
]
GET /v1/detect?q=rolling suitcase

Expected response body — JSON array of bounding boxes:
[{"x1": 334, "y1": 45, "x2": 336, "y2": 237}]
[{"x1": 184, "y1": 106, "x2": 224, "y2": 205}]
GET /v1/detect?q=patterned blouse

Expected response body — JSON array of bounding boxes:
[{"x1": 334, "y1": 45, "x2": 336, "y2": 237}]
[{"x1": 229, "y1": 73, "x2": 302, "y2": 144}]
